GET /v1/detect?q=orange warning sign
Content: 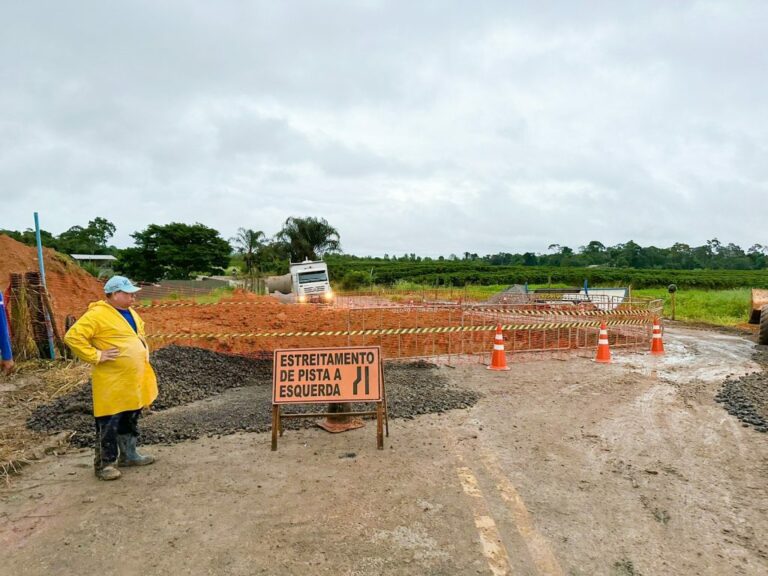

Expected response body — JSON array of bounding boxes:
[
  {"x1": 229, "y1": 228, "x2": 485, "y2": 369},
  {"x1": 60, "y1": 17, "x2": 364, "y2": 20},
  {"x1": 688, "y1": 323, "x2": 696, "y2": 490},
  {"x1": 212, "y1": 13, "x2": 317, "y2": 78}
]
[{"x1": 272, "y1": 346, "x2": 382, "y2": 404}]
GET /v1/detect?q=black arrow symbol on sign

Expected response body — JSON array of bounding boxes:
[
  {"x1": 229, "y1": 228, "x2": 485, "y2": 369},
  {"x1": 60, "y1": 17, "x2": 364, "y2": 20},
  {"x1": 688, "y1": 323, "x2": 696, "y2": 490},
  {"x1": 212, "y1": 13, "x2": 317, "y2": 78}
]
[{"x1": 352, "y1": 366, "x2": 370, "y2": 395}]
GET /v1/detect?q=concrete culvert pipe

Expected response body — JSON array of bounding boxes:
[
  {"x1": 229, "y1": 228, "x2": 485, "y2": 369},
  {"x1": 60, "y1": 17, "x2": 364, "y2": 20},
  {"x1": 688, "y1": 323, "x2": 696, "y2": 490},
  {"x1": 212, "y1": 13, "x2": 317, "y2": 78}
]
[{"x1": 265, "y1": 273, "x2": 292, "y2": 294}]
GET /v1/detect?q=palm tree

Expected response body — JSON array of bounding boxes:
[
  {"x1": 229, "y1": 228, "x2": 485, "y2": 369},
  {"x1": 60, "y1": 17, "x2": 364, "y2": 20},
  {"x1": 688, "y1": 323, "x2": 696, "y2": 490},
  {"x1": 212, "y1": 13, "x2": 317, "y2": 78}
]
[
  {"x1": 231, "y1": 228, "x2": 266, "y2": 290},
  {"x1": 277, "y1": 217, "x2": 341, "y2": 262}
]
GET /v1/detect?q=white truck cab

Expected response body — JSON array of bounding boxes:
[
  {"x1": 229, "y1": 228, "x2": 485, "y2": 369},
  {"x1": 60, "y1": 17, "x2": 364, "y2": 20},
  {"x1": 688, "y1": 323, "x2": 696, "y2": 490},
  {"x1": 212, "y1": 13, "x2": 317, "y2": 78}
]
[{"x1": 289, "y1": 260, "x2": 334, "y2": 303}]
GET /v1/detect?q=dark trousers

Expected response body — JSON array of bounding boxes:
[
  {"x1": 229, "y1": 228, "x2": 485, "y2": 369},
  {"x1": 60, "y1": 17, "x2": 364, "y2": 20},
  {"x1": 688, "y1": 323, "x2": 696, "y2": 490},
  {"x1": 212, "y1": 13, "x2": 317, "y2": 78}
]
[{"x1": 94, "y1": 409, "x2": 141, "y2": 469}]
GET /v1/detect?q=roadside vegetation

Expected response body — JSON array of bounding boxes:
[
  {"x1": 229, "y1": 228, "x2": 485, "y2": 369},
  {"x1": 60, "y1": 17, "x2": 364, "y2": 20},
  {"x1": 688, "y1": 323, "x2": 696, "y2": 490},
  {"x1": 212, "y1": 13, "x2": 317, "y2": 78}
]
[
  {"x1": 4, "y1": 215, "x2": 764, "y2": 328},
  {"x1": 632, "y1": 288, "x2": 752, "y2": 326}
]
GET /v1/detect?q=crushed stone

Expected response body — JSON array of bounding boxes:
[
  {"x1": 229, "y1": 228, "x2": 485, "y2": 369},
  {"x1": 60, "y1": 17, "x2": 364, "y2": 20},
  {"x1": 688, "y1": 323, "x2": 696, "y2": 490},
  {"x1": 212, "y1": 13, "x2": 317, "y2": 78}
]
[
  {"x1": 715, "y1": 346, "x2": 768, "y2": 433},
  {"x1": 27, "y1": 345, "x2": 480, "y2": 446}
]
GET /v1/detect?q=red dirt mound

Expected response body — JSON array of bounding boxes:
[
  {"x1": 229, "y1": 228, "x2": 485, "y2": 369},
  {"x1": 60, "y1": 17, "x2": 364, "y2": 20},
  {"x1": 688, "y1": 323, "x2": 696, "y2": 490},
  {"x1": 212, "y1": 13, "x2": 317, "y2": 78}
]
[{"x1": 0, "y1": 234, "x2": 105, "y2": 327}]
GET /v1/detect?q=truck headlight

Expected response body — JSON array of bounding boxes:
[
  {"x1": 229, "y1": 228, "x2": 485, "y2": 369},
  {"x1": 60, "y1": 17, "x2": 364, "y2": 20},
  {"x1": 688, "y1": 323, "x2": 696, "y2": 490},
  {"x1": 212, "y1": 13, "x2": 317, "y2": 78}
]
[
  {"x1": 324, "y1": 291, "x2": 334, "y2": 301},
  {"x1": 298, "y1": 294, "x2": 307, "y2": 303}
]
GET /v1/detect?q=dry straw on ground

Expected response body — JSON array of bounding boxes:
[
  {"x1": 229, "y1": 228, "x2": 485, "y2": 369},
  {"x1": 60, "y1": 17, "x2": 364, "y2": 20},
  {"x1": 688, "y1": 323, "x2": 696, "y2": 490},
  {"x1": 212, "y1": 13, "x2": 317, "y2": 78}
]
[{"x1": 0, "y1": 359, "x2": 89, "y2": 484}]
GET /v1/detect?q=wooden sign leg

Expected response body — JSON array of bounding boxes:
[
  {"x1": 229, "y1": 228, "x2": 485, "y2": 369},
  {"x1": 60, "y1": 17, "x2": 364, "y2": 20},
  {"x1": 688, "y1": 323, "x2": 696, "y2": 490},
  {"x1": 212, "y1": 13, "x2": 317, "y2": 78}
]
[
  {"x1": 376, "y1": 402, "x2": 384, "y2": 450},
  {"x1": 271, "y1": 405, "x2": 279, "y2": 451}
]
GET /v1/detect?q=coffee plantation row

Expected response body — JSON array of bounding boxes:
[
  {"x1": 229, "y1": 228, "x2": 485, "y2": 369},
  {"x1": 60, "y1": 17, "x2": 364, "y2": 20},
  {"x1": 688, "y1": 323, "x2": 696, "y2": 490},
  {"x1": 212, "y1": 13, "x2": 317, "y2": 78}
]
[{"x1": 325, "y1": 256, "x2": 768, "y2": 290}]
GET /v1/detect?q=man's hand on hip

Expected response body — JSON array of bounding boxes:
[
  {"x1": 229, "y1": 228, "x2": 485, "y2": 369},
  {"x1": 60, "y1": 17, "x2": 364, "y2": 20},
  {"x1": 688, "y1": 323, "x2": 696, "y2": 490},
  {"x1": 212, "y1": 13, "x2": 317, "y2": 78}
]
[{"x1": 98, "y1": 348, "x2": 120, "y2": 363}]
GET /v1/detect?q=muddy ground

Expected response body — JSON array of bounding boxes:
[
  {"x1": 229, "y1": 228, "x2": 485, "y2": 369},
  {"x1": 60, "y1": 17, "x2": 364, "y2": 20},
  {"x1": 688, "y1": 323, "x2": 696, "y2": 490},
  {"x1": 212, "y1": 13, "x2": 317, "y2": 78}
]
[{"x1": 2, "y1": 326, "x2": 768, "y2": 576}]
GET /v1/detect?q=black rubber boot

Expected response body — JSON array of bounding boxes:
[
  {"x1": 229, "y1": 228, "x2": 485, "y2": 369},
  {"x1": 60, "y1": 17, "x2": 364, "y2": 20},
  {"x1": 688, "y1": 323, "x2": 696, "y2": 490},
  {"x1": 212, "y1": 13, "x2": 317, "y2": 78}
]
[{"x1": 117, "y1": 434, "x2": 155, "y2": 467}]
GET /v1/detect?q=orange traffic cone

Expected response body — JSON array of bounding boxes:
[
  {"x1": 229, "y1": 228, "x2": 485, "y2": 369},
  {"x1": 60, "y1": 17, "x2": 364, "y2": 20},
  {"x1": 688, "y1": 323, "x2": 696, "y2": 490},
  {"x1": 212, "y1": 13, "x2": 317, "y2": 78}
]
[
  {"x1": 595, "y1": 322, "x2": 611, "y2": 363},
  {"x1": 488, "y1": 324, "x2": 510, "y2": 371},
  {"x1": 650, "y1": 317, "x2": 665, "y2": 355}
]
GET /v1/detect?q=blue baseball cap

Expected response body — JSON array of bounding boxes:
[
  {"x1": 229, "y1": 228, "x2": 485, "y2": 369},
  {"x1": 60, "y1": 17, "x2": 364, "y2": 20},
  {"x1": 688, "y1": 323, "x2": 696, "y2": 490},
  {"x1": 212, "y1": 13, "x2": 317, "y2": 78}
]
[{"x1": 104, "y1": 276, "x2": 141, "y2": 294}]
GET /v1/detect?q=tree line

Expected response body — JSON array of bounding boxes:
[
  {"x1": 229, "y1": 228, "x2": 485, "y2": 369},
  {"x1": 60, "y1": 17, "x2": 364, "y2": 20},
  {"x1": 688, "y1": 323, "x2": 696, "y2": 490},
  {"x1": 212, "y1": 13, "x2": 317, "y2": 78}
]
[
  {"x1": 378, "y1": 239, "x2": 767, "y2": 271},
  {"x1": 1, "y1": 216, "x2": 340, "y2": 282},
  {"x1": 3, "y1": 217, "x2": 767, "y2": 283},
  {"x1": 2, "y1": 217, "x2": 118, "y2": 256}
]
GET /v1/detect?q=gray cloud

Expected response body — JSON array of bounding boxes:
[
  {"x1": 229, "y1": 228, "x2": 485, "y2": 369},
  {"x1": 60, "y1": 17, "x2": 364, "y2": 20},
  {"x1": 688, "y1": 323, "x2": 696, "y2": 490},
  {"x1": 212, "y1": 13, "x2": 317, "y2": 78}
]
[{"x1": 1, "y1": 1, "x2": 766, "y2": 256}]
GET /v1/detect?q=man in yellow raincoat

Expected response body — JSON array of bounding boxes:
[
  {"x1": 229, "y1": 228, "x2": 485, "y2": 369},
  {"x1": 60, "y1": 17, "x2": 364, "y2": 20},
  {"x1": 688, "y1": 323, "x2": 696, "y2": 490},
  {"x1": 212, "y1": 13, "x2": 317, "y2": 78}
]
[{"x1": 65, "y1": 276, "x2": 159, "y2": 481}]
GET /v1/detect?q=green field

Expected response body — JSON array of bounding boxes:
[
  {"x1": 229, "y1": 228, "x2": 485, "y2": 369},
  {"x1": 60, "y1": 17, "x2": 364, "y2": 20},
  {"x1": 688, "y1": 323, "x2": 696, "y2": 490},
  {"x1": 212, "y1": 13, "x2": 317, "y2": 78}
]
[
  {"x1": 140, "y1": 275, "x2": 753, "y2": 328},
  {"x1": 325, "y1": 258, "x2": 762, "y2": 327},
  {"x1": 339, "y1": 282, "x2": 752, "y2": 327},
  {"x1": 326, "y1": 256, "x2": 768, "y2": 290},
  {"x1": 631, "y1": 288, "x2": 751, "y2": 326}
]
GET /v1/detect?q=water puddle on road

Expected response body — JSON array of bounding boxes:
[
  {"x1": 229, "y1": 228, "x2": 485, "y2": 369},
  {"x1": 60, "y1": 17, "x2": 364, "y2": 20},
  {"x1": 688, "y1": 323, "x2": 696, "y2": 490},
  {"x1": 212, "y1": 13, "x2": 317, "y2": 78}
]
[{"x1": 612, "y1": 327, "x2": 760, "y2": 385}]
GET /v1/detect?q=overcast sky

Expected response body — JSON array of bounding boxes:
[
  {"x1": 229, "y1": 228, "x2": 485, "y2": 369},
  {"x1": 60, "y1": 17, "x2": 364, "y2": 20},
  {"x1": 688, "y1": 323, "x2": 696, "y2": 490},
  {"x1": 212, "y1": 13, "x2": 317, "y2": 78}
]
[{"x1": 1, "y1": 1, "x2": 766, "y2": 257}]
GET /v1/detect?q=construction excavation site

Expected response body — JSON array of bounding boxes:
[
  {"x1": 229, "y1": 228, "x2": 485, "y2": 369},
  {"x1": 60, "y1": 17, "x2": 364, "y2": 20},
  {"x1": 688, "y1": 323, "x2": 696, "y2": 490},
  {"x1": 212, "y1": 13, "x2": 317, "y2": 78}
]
[{"x1": 1, "y1": 235, "x2": 768, "y2": 576}]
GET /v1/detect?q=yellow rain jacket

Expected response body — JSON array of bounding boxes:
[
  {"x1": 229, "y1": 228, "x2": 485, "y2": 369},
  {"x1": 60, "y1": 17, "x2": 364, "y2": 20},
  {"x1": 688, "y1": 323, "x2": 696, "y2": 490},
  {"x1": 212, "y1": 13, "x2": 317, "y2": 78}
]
[{"x1": 64, "y1": 301, "x2": 158, "y2": 417}]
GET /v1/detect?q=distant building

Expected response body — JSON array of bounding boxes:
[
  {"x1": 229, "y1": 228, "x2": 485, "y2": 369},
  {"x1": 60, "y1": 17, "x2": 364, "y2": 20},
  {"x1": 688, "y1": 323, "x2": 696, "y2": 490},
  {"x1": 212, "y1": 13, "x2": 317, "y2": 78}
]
[{"x1": 69, "y1": 254, "x2": 117, "y2": 270}]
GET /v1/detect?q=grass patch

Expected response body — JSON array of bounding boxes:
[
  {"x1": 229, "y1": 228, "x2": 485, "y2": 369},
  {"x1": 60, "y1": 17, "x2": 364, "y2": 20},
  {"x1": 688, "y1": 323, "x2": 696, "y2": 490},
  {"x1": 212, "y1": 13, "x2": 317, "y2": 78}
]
[
  {"x1": 632, "y1": 288, "x2": 751, "y2": 326},
  {"x1": 341, "y1": 281, "x2": 508, "y2": 302},
  {"x1": 192, "y1": 286, "x2": 236, "y2": 304},
  {"x1": 344, "y1": 281, "x2": 578, "y2": 303},
  {"x1": 138, "y1": 286, "x2": 235, "y2": 307}
]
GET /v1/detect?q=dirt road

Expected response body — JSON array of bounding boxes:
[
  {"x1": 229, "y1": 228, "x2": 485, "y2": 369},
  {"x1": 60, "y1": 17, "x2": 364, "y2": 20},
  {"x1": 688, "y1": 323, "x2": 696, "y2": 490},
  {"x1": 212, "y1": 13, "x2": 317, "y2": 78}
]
[{"x1": 2, "y1": 327, "x2": 767, "y2": 575}]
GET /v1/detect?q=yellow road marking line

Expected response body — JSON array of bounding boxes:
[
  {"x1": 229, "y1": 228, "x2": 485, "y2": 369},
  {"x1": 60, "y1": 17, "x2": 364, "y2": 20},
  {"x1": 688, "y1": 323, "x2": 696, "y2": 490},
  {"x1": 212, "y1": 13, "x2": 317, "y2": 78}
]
[
  {"x1": 457, "y1": 467, "x2": 513, "y2": 576},
  {"x1": 480, "y1": 453, "x2": 564, "y2": 576}
]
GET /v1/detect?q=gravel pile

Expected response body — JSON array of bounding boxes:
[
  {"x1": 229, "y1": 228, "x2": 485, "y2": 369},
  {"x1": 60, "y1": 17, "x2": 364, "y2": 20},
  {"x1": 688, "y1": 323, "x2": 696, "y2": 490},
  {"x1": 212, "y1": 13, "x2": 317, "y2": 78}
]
[
  {"x1": 27, "y1": 346, "x2": 480, "y2": 446},
  {"x1": 715, "y1": 346, "x2": 768, "y2": 433},
  {"x1": 485, "y1": 284, "x2": 528, "y2": 304},
  {"x1": 149, "y1": 346, "x2": 272, "y2": 410}
]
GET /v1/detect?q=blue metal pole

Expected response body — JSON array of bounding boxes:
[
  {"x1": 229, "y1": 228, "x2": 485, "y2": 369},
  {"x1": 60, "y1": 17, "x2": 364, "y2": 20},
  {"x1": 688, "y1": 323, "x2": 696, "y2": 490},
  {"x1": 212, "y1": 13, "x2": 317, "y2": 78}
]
[
  {"x1": 34, "y1": 212, "x2": 47, "y2": 287},
  {"x1": 34, "y1": 212, "x2": 56, "y2": 359}
]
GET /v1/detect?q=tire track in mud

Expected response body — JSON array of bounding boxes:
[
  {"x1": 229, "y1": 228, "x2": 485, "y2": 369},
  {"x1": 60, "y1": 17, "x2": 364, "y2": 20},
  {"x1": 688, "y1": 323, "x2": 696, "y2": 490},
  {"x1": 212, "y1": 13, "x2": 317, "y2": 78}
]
[{"x1": 478, "y1": 451, "x2": 564, "y2": 576}]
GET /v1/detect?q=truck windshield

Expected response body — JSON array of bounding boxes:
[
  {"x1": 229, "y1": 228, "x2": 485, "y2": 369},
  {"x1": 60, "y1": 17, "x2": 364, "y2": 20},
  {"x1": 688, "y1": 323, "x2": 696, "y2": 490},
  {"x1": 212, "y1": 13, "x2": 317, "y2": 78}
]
[{"x1": 298, "y1": 271, "x2": 328, "y2": 284}]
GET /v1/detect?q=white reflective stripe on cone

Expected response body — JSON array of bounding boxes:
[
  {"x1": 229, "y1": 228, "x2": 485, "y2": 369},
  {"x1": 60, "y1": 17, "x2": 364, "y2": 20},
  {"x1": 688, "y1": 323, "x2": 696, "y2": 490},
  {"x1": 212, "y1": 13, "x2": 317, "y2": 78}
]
[
  {"x1": 494, "y1": 344, "x2": 505, "y2": 350},
  {"x1": 598, "y1": 339, "x2": 609, "y2": 345}
]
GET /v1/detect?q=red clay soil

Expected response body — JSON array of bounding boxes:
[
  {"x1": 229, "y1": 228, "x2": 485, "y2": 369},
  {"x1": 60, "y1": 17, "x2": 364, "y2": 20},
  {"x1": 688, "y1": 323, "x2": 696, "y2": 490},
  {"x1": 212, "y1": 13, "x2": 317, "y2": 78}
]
[
  {"x1": 137, "y1": 291, "x2": 639, "y2": 360},
  {"x1": 139, "y1": 291, "x2": 467, "y2": 359},
  {"x1": 0, "y1": 236, "x2": 648, "y2": 361},
  {"x1": 0, "y1": 234, "x2": 104, "y2": 329}
]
